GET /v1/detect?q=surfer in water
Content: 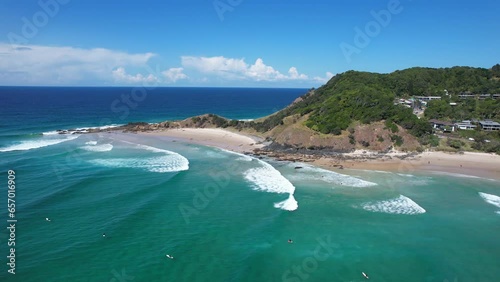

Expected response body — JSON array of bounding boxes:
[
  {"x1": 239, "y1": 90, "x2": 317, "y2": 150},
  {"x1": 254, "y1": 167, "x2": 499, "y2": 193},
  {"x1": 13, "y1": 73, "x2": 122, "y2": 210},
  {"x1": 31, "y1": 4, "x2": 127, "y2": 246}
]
[
  {"x1": 362, "y1": 272, "x2": 369, "y2": 279},
  {"x1": 288, "y1": 239, "x2": 293, "y2": 244},
  {"x1": 166, "y1": 254, "x2": 174, "y2": 259},
  {"x1": 45, "y1": 217, "x2": 51, "y2": 222},
  {"x1": 102, "y1": 233, "x2": 106, "y2": 238}
]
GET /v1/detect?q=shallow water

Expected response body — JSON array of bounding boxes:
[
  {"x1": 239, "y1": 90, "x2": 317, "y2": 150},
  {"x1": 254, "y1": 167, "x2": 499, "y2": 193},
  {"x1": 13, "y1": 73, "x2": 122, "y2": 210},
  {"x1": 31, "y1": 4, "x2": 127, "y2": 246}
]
[{"x1": 0, "y1": 132, "x2": 499, "y2": 281}]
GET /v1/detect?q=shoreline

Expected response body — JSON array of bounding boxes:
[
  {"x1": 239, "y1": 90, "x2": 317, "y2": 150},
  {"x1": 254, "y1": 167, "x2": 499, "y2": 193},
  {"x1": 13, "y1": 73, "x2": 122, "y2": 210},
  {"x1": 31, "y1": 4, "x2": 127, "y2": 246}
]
[
  {"x1": 138, "y1": 128, "x2": 500, "y2": 181},
  {"x1": 140, "y1": 128, "x2": 266, "y2": 154}
]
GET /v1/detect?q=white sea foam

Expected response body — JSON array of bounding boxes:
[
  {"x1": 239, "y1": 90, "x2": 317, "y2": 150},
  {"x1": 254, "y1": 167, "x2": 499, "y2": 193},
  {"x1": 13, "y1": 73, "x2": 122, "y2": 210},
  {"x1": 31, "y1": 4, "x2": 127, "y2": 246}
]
[
  {"x1": 217, "y1": 148, "x2": 253, "y2": 161},
  {"x1": 90, "y1": 143, "x2": 189, "y2": 173},
  {"x1": 361, "y1": 195, "x2": 426, "y2": 215},
  {"x1": 397, "y1": 173, "x2": 415, "y2": 177},
  {"x1": 42, "y1": 124, "x2": 122, "y2": 136},
  {"x1": 42, "y1": 130, "x2": 60, "y2": 136},
  {"x1": 90, "y1": 155, "x2": 187, "y2": 173},
  {"x1": 236, "y1": 156, "x2": 254, "y2": 162},
  {"x1": 243, "y1": 158, "x2": 297, "y2": 211},
  {"x1": 81, "y1": 144, "x2": 113, "y2": 152},
  {"x1": 432, "y1": 171, "x2": 480, "y2": 179},
  {"x1": 479, "y1": 192, "x2": 500, "y2": 209},
  {"x1": 289, "y1": 163, "x2": 377, "y2": 187},
  {"x1": 245, "y1": 159, "x2": 295, "y2": 194},
  {"x1": 274, "y1": 194, "x2": 298, "y2": 211},
  {"x1": 85, "y1": 141, "x2": 98, "y2": 145},
  {"x1": 0, "y1": 135, "x2": 79, "y2": 152}
]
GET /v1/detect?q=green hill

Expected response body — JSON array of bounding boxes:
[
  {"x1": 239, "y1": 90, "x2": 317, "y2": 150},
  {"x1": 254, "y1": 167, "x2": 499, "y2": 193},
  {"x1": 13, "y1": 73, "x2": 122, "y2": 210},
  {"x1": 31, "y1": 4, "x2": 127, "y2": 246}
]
[
  {"x1": 245, "y1": 65, "x2": 500, "y2": 152},
  {"x1": 253, "y1": 65, "x2": 500, "y2": 134}
]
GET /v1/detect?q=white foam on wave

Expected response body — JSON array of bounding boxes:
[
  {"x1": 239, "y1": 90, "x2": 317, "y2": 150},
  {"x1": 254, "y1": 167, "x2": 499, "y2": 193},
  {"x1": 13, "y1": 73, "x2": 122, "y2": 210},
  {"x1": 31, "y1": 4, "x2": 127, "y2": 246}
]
[
  {"x1": 90, "y1": 142, "x2": 189, "y2": 173},
  {"x1": 433, "y1": 171, "x2": 480, "y2": 179},
  {"x1": 361, "y1": 195, "x2": 426, "y2": 215},
  {"x1": 85, "y1": 141, "x2": 98, "y2": 145},
  {"x1": 90, "y1": 155, "x2": 186, "y2": 173},
  {"x1": 244, "y1": 162, "x2": 295, "y2": 194},
  {"x1": 42, "y1": 130, "x2": 60, "y2": 136},
  {"x1": 241, "y1": 157, "x2": 297, "y2": 211},
  {"x1": 397, "y1": 173, "x2": 415, "y2": 177},
  {"x1": 274, "y1": 194, "x2": 298, "y2": 211},
  {"x1": 479, "y1": 192, "x2": 500, "y2": 209},
  {"x1": 288, "y1": 163, "x2": 377, "y2": 187},
  {"x1": 216, "y1": 148, "x2": 253, "y2": 161},
  {"x1": 0, "y1": 135, "x2": 79, "y2": 152},
  {"x1": 42, "y1": 124, "x2": 122, "y2": 135},
  {"x1": 81, "y1": 144, "x2": 113, "y2": 152}
]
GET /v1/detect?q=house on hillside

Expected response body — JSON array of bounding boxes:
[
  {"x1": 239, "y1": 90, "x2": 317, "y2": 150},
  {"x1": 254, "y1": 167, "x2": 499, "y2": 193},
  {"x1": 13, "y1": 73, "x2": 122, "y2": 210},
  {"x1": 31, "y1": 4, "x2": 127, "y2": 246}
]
[
  {"x1": 415, "y1": 96, "x2": 441, "y2": 101},
  {"x1": 454, "y1": 120, "x2": 477, "y2": 130},
  {"x1": 429, "y1": 119, "x2": 456, "y2": 132},
  {"x1": 479, "y1": 120, "x2": 500, "y2": 131},
  {"x1": 458, "y1": 93, "x2": 475, "y2": 99}
]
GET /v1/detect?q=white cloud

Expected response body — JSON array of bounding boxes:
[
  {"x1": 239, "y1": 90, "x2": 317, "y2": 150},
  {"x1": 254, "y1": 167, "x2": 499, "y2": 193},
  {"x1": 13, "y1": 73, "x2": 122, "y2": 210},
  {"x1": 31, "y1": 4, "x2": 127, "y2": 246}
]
[
  {"x1": 162, "y1": 67, "x2": 188, "y2": 83},
  {"x1": 112, "y1": 67, "x2": 159, "y2": 84},
  {"x1": 182, "y1": 56, "x2": 247, "y2": 74},
  {"x1": 0, "y1": 43, "x2": 183, "y2": 85},
  {"x1": 0, "y1": 44, "x2": 331, "y2": 86},
  {"x1": 288, "y1": 67, "x2": 309, "y2": 80},
  {"x1": 246, "y1": 58, "x2": 286, "y2": 81},
  {"x1": 181, "y1": 56, "x2": 313, "y2": 82},
  {"x1": 313, "y1": 71, "x2": 335, "y2": 83}
]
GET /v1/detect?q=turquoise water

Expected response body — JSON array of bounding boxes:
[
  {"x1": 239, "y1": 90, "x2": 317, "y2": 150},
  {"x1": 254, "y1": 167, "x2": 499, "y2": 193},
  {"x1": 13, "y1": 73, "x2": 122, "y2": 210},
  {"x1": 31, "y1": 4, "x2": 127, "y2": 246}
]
[
  {"x1": 0, "y1": 87, "x2": 499, "y2": 281},
  {"x1": 0, "y1": 132, "x2": 499, "y2": 282}
]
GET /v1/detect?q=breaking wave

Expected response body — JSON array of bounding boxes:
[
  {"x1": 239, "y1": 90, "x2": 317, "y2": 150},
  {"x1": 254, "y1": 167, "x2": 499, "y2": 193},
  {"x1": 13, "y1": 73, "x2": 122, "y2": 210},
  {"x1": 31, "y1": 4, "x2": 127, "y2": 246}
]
[
  {"x1": 0, "y1": 135, "x2": 79, "y2": 152},
  {"x1": 274, "y1": 194, "x2": 298, "y2": 211},
  {"x1": 81, "y1": 143, "x2": 113, "y2": 152},
  {"x1": 90, "y1": 143, "x2": 189, "y2": 173},
  {"x1": 244, "y1": 161, "x2": 295, "y2": 194},
  {"x1": 42, "y1": 124, "x2": 122, "y2": 136},
  {"x1": 479, "y1": 192, "x2": 500, "y2": 209},
  {"x1": 219, "y1": 151, "x2": 298, "y2": 211},
  {"x1": 361, "y1": 195, "x2": 426, "y2": 215}
]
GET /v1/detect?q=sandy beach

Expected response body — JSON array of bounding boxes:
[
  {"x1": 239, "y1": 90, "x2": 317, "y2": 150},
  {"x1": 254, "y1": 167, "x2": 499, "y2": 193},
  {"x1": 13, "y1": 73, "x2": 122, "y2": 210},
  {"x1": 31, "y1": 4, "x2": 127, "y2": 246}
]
[
  {"x1": 141, "y1": 128, "x2": 265, "y2": 153},
  {"x1": 313, "y1": 151, "x2": 500, "y2": 180},
  {"x1": 140, "y1": 128, "x2": 500, "y2": 180}
]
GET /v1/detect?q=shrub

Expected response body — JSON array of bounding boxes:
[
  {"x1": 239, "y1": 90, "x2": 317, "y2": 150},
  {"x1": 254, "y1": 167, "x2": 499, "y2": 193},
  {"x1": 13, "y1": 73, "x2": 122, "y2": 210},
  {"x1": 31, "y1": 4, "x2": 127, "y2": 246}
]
[
  {"x1": 348, "y1": 134, "x2": 356, "y2": 145},
  {"x1": 391, "y1": 135, "x2": 404, "y2": 146},
  {"x1": 446, "y1": 139, "x2": 464, "y2": 149}
]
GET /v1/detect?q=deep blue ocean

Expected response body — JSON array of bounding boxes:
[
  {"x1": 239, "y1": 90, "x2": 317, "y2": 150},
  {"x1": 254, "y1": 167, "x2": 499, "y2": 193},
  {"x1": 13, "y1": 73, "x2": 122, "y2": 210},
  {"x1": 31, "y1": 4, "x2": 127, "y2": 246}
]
[{"x1": 0, "y1": 87, "x2": 499, "y2": 282}]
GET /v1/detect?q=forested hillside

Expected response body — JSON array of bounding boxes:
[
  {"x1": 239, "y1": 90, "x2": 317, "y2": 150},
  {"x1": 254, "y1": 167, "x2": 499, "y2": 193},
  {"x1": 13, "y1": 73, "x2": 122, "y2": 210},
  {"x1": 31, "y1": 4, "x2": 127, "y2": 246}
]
[{"x1": 252, "y1": 65, "x2": 500, "y2": 138}]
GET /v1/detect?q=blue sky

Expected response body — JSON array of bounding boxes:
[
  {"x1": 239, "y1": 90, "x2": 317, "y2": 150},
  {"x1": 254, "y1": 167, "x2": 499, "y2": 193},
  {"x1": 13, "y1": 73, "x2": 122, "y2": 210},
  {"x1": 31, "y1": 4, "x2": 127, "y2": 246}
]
[{"x1": 0, "y1": 0, "x2": 499, "y2": 87}]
